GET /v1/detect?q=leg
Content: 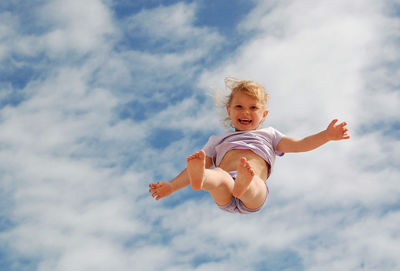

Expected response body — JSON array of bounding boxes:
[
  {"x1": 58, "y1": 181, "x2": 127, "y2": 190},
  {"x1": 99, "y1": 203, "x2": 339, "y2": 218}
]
[
  {"x1": 233, "y1": 157, "x2": 268, "y2": 210},
  {"x1": 187, "y1": 150, "x2": 235, "y2": 206}
]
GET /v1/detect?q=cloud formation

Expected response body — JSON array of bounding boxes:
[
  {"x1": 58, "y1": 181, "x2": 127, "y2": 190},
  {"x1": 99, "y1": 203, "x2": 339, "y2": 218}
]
[{"x1": 0, "y1": 0, "x2": 399, "y2": 270}]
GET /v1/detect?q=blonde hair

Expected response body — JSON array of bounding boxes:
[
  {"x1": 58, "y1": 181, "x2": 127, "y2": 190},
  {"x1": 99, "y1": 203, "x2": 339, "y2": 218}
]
[
  {"x1": 217, "y1": 77, "x2": 269, "y2": 128},
  {"x1": 224, "y1": 77, "x2": 269, "y2": 108}
]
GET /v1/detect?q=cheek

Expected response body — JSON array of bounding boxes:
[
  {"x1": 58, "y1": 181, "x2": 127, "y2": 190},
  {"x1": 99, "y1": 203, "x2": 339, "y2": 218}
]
[
  {"x1": 227, "y1": 107, "x2": 234, "y2": 117},
  {"x1": 255, "y1": 113, "x2": 265, "y2": 122},
  {"x1": 230, "y1": 109, "x2": 238, "y2": 117}
]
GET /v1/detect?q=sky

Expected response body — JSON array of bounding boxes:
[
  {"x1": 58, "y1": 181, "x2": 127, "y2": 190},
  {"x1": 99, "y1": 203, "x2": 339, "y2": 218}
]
[{"x1": 0, "y1": 0, "x2": 399, "y2": 270}]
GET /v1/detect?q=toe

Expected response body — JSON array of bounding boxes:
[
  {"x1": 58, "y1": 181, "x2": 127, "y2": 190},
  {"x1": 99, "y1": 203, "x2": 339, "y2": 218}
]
[{"x1": 199, "y1": 150, "x2": 205, "y2": 158}]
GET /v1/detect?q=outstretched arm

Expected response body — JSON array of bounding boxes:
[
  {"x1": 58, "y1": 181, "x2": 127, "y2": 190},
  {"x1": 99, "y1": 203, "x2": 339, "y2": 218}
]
[
  {"x1": 149, "y1": 169, "x2": 190, "y2": 200},
  {"x1": 276, "y1": 119, "x2": 350, "y2": 153},
  {"x1": 149, "y1": 155, "x2": 213, "y2": 200}
]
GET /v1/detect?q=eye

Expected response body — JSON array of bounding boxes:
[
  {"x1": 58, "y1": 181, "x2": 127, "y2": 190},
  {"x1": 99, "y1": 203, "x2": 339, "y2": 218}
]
[
  {"x1": 250, "y1": 106, "x2": 258, "y2": 110},
  {"x1": 235, "y1": 105, "x2": 243, "y2": 109}
]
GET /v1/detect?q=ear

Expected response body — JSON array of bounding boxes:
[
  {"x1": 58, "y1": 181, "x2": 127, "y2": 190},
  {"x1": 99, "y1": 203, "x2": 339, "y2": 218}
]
[
  {"x1": 262, "y1": 109, "x2": 269, "y2": 121},
  {"x1": 226, "y1": 105, "x2": 231, "y2": 117}
]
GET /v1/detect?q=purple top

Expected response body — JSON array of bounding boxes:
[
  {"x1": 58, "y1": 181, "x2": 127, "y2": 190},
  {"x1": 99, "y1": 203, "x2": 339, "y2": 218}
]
[{"x1": 203, "y1": 127, "x2": 285, "y2": 178}]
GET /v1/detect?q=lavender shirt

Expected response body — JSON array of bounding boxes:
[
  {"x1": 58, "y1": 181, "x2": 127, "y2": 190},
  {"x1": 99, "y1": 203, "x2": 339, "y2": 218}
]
[{"x1": 203, "y1": 127, "x2": 285, "y2": 178}]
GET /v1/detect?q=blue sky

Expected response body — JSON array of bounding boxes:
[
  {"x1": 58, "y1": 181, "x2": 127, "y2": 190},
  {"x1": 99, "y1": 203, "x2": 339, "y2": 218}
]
[{"x1": 0, "y1": 0, "x2": 399, "y2": 270}]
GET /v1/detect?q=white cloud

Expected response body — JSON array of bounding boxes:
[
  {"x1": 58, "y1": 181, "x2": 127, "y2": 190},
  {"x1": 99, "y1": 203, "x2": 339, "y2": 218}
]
[
  {"x1": 201, "y1": 1, "x2": 385, "y2": 130},
  {"x1": 0, "y1": 0, "x2": 399, "y2": 270},
  {"x1": 197, "y1": 0, "x2": 400, "y2": 270},
  {"x1": 0, "y1": 1, "x2": 221, "y2": 270},
  {"x1": 0, "y1": 12, "x2": 15, "y2": 61},
  {"x1": 39, "y1": 0, "x2": 116, "y2": 56},
  {"x1": 0, "y1": 1, "x2": 116, "y2": 63},
  {"x1": 125, "y1": 2, "x2": 223, "y2": 51}
]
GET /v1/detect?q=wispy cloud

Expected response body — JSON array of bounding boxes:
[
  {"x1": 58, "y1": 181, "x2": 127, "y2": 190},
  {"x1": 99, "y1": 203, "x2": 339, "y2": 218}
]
[{"x1": 0, "y1": 0, "x2": 399, "y2": 270}]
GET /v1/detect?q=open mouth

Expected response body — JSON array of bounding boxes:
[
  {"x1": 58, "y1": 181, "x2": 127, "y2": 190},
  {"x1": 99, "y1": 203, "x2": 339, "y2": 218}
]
[{"x1": 239, "y1": 118, "x2": 252, "y2": 124}]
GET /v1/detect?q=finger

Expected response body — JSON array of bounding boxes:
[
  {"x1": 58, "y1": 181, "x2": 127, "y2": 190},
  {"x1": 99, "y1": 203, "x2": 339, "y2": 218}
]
[{"x1": 329, "y1": 119, "x2": 338, "y2": 128}]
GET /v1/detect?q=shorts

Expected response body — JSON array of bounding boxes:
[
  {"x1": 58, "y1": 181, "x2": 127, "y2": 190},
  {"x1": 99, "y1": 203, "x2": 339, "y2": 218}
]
[{"x1": 218, "y1": 171, "x2": 269, "y2": 214}]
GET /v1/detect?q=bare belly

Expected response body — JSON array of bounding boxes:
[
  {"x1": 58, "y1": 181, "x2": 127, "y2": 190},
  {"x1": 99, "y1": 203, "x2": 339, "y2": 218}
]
[{"x1": 218, "y1": 149, "x2": 269, "y2": 180}]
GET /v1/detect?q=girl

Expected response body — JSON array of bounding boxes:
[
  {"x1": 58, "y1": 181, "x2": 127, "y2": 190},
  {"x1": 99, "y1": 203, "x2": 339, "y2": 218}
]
[{"x1": 149, "y1": 78, "x2": 350, "y2": 214}]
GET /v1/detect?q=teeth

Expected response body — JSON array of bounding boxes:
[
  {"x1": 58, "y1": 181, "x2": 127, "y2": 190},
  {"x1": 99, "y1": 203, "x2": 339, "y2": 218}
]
[{"x1": 239, "y1": 119, "x2": 252, "y2": 123}]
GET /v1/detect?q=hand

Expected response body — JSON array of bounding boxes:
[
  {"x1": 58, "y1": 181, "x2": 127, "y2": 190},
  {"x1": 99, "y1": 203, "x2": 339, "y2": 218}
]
[
  {"x1": 326, "y1": 119, "x2": 350, "y2": 141},
  {"x1": 149, "y1": 181, "x2": 174, "y2": 200}
]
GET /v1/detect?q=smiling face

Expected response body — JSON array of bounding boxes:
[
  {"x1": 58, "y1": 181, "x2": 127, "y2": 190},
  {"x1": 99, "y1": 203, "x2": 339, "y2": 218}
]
[{"x1": 226, "y1": 91, "x2": 269, "y2": 131}]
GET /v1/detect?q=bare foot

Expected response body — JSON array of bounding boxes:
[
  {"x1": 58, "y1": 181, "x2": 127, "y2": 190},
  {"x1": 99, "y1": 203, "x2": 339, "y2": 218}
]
[
  {"x1": 186, "y1": 150, "x2": 206, "y2": 191},
  {"x1": 232, "y1": 157, "x2": 255, "y2": 198}
]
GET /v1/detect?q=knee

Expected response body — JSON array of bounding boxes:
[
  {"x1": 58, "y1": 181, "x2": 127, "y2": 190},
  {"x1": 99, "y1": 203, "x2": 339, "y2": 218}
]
[
  {"x1": 219, "y1": 178, "x2": 233, "y2": 191},
  {"x1": 217, "y1": 170, "x2": 235, "y2": 190}
]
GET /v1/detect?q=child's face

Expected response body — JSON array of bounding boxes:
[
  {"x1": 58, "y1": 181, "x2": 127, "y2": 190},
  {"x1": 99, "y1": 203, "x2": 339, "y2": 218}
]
[{"x1": 226, "y1": 91, "x2": 269, "y2": 131}]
